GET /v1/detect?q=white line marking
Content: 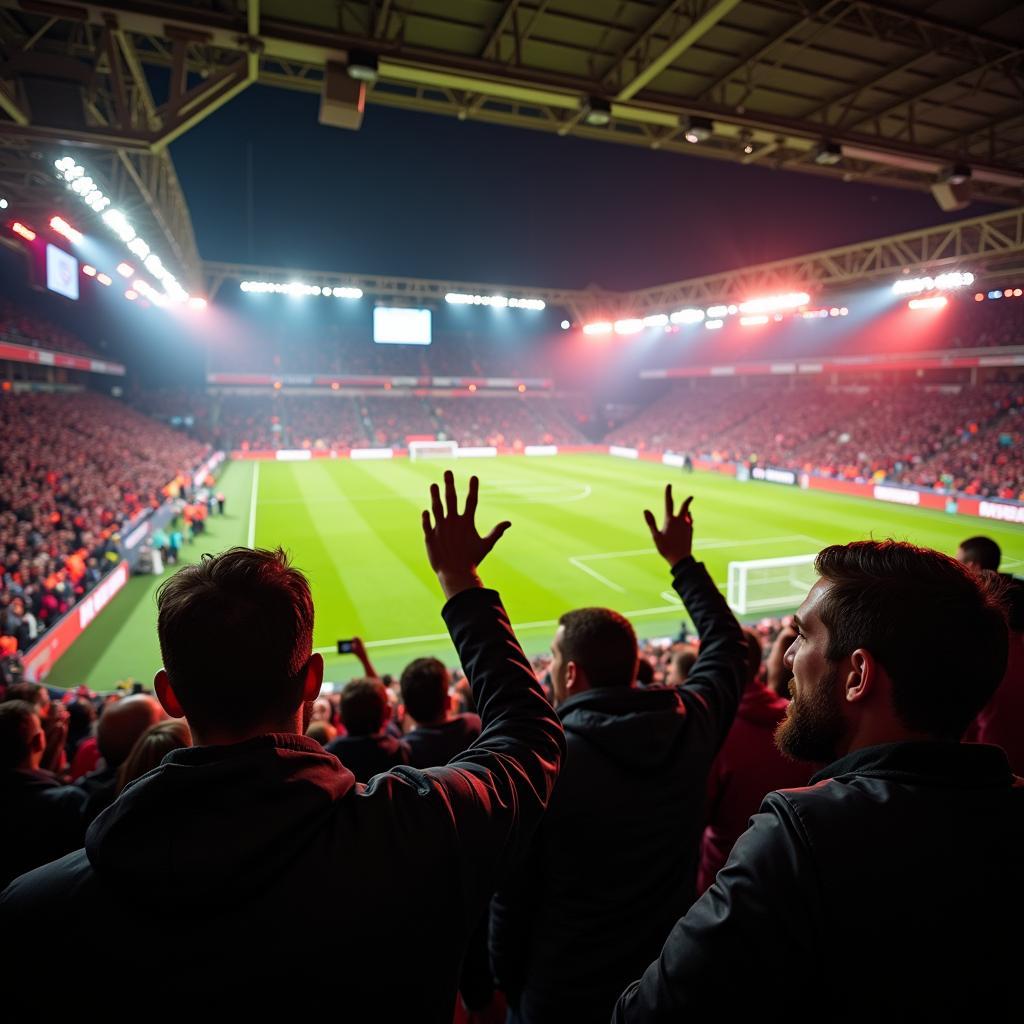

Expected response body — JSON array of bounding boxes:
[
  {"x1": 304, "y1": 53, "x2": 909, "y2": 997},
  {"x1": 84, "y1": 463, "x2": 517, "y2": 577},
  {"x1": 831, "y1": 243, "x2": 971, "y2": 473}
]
[
  {"x1": 258, "y1": 483, "x2": 594, "y2": 506},
  {"x1": 312, "y1": 603, "x2": 687, "y2": 655},
  {"x1": 570, "y1": 535, "x2": 813, "y2": 563},
  {"x1": 568, "y1": 556, "x2": 627, "y2": 593},
  {"x1": 247, "y1": 462, "x2": 260, "y2": 548}
]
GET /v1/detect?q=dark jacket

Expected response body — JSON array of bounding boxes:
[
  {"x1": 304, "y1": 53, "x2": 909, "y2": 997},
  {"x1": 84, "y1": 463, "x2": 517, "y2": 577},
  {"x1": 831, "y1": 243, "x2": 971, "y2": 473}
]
[
  {"x1": 0, "y1": 769, "x2": 88, "y2": 889},
  {"x1": 324, "y1": 731, "x2": 410, "y2": 783},
  {"x1": 490, "y1": 557, "x2": 746, "y2": 1022},
  {"x1": 75, "y1": 762, "x2": 119, "y2": 825},
  {"x1": 405, "y1": 713, "x2": 483, "y2": 769},
  {"x1": 616, "y1": 741, "x2": 1024, "y2": 1022},
  {"x1": 697, "y1": 678, "x2": 816, "y2": 894},
  {"x1": 0, "y1": 588, "x2": 565, "y2": 1021}
]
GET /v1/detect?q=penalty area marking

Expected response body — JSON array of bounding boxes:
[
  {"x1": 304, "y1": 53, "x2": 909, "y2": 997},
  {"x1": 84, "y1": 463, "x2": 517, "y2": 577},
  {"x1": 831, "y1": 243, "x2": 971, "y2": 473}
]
[
  {"x1": 312, "y1": 602, "x2": 687, "y2": 656},
  {"x1": 567, "y1": 534, "x2": 824, "y2": 593}
]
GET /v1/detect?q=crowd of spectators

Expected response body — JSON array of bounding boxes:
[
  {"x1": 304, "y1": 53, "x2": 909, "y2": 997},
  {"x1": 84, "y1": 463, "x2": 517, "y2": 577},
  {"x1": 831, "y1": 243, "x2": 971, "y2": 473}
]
[
  {"x1": 210, "y1": 393, "x2": 589, "y2": 450},
  {"x1": 607, "y1": 381, "x2": 1024, "y2": 499},
  {"x1": 0, "y1": 298, "x2": 98, "y2": 358},
  {"x1": 0, "y1": 392, "x2": 211, "y2": 658},
  {"x1": 1, "y1": 478, "x2": 1019, "y2": 1018}
]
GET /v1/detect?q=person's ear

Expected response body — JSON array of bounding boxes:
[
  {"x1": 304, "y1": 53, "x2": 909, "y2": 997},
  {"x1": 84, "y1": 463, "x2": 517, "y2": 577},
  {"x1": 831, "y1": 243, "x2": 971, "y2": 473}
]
[
  {"x1": 302, "y1": 653, "x2": 324, "y2": 702},
  {"x1": 566, "y1": 660, "x2": 583, "y2": 695},
  {"x1": 154, "y1": 669, "x2": 185, "y2": 719},
  {"x1": 846, "y1": 650, "x2": 875, "y2": 704},
  {"x1": 30, "y1": 728, "x2": 45, "y2": 755}
]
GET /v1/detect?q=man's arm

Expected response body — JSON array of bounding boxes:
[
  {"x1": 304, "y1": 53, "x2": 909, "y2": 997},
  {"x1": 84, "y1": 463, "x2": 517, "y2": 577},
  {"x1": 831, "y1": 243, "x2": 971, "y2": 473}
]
[
  {"x1": 614, "y1": 793, "x2": 819, "y2": 1022},
  {"x1": 644, "y1": 485, "x2": 747, "y2": 748},
  {"x1": 411, "y1": 472, "x2": 565, "y2": 909}
]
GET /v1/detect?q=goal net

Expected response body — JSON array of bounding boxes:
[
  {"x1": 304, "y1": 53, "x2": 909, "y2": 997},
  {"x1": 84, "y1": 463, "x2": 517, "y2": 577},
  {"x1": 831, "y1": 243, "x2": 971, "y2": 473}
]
[
  {"x1": 409, "y1": 440, "x2": 459, "y2": 461},
  {"x1": 727, "y1": 554, "x2": 819, "y2": 615}
]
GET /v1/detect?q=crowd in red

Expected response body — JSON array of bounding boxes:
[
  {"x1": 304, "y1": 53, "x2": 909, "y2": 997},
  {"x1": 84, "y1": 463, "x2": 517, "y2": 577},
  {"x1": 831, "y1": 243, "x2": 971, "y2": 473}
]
[
  {"x1": 607, "y1": 382, "x2": 1024, "y2": 500},
  {"x1": 0, "y1": 392, "x2": 210, "y2": 655}
]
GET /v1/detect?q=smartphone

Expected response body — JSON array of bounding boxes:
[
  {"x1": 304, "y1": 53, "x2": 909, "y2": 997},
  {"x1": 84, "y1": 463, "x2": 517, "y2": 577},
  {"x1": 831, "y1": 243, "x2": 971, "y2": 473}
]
[{"x1": 337, "y1": 639, "x2": 355, "y2": 654}]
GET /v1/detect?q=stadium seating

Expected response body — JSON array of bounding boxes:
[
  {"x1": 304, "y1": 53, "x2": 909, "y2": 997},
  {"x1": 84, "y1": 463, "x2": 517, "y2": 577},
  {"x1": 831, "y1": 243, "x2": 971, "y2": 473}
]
[
  {"x1": 0, "y1": 392, "x2": 210, "y2": 652},
  {"x1": 0, "y1": 298, "x2": 99, "y2": 358}
]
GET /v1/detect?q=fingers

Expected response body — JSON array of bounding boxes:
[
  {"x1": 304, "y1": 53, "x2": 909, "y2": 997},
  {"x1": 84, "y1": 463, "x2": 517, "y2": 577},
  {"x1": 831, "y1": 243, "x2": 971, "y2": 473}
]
[
  {"x1": 464, "y1": 475, "x2": 479, "y2": 520},
  {"x1": 430, "y1": 482, "x2": 444, "y2": 524},
  {"x1": 421, "y1": 509, "x2": 432, "y2": 536},
  {"x1": 643, "y1": 508, "x2": 658, "y2": 539},
  {"x1": 680, "y1": 496, "x2": 694, "y2": 520},
  {"x1": 483, "y1": 520, "x2": 512, "y2": 553},
  {"x1": 664, "y1": 483, "x2": 673, "y2": 520},
  {"x1": 444, "y1": 469, "x2": 457, "y2": 517}
]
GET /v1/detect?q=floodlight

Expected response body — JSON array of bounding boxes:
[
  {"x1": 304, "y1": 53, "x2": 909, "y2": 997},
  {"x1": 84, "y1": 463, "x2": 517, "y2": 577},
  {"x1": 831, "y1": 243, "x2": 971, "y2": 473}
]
[
  {"x1": 582, "y1": 97, "x2": 612, "y2": 127},
  {"x1": 683, "y1": 117, "x2": 712, "y2": 143},
  {"x1": 813, "y1": 142, "x2": 842, "y2": 166},
  {"x1": 346, "y1": 49, "x2": 379, "y2": 83}
]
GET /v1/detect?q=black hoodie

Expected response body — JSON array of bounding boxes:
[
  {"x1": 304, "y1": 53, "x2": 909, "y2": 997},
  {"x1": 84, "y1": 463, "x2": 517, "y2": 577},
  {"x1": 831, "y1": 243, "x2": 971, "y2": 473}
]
[
  {"x1": 0, "y1": 587, "x2": 564, "y2": 1021},
  {"x1": 490, "y1": 557, "x2": 746, "y2": 1022}
]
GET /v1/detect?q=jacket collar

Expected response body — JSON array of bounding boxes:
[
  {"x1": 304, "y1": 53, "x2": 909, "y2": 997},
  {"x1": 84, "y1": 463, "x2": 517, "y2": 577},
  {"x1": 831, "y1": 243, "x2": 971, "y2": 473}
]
[{"x1": 811, "y1": 740, "x2": 1014, "y2": 787}]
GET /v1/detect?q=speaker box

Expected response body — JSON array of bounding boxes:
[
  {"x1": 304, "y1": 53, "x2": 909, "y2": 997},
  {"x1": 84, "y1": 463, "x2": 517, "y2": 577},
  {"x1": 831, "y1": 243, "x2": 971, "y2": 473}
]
[
  {"x1": 319, "y1": 62, "x2": 365, "y2": 130},
  {"x1": 931, "y1": 180, "x2": 972, "y2": 212}
]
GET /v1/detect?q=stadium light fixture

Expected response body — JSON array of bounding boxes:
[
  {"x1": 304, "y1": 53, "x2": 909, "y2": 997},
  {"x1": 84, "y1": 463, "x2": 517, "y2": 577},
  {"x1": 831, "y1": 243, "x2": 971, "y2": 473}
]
[
  {"x1": 683, "y1": 116, "x2": 713, "y2": 144},
  {"x1": 582, "y1": 97, "x2": 612, "y2": 127},
  {"x1": 642, "y1": 314, "x2": 669, "y2": 328},
  {"x1": 891, "y1": 271, "x2": 974, "y2": 296},
  {"x1": 96, "y1": 272, "x2": 112, "y2": 286},
  {"x1": 583, "y1": 321, "x2": 613, "y2": 336},
  {"x1": 670, "y1": 308, "x2": 705, "y2": 324},
  {"x1": 445, "y1": 292, "x2": 545, "y2": 310},
  {"x1": 49, "y1": 216, "x2": 83, "y2": 245},
  {"x1": 124, "y1": 289, "x2": 138, "y2": 301},
  {"x1": 83, "y1": 264, "x2": 97, "y2": 277},
  {"x1": 11, "y1": 221, "x2": 36, "y2": 241},
  {"x1": 117, "y1": 262, "x2": 134, "y2": 278},
  {"x1": 188, "y1": 297, "x2": 208, "y2": 310},
  {"x1": 518, "y1": 384, "x2": 526, "y2": 393},
  {"x1": 614, "y1": 318, "x2": 644, "y2": 335},
  {"x1": 0, "y1": 198, "x2": 8, "y2": 209},
  {"x1": 908, "y1": 296, "x2": 948, "y2": 310},
  {"x1": 706, "y1": 304, "x2": 729, "y2": 318},
  {"x1": 241, "y1": 280, "x2": 362, "y2": 298},
  {"x1": 332, "y1": 286, "x2": 363, "y2": 299},
  {"x1": 739, "y1": 314, "x2": 769, "y2": 326},
  {"x1": 704, "y1": 319, "x2": 724, "y2": 330},
  {"x1": 346, "y1": 49, "x2": 379, "y2": 83},
  {"x1": 813, "y1": 142, "x2": 842, "y2": 166},
  {"x1": 739, "y1": 291, "x2": 810, "y2": 314},
  {"x1": 560, "y1": 320, "x2": 571, "y2": 330},
  {"x1": 54, "y1": 154, "x2": 192, "y2": 304}
]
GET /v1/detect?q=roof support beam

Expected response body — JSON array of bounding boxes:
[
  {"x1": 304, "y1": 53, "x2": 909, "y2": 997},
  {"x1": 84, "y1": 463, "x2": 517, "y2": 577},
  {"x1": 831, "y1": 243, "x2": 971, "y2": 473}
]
[{"x1": 612, "y1": 0, "x2": 744, "y2": 102}]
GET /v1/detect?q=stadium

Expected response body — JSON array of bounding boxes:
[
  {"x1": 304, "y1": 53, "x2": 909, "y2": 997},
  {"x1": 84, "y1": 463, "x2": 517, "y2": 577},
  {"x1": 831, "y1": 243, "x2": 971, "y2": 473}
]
[{"x1": 1, "y1": 1, "x2": 1023, "y2": 1018}]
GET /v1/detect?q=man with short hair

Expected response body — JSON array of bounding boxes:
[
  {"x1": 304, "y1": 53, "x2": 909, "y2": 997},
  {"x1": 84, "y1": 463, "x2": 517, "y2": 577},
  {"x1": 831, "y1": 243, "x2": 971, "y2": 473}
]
[
  {"x1": 616, "y1": 540, "x2": 1022, "y2": 1021},
  {"x1": 401, "y1": 656, "x2": 482, "y2": 768},
  {"x1": 491, "y1": 487, "x2": 748, "y2": 1023},
  {"x1": 76, "y1": 694, "x2": 162, "y2": 822},
  {"x1": 956, "y1": 534, "x2": 1001, "y2": 572},
  {"x1": 665, "y1": 644, "x2": 698, "y2": 687},
  {"x1": 1, "y1": 472, "x2": 564, "y2": 1021},
  {"x1": 0, "y1": 700, "x2": 87, "y2": 888},
  {"x1": 325, "y1": 678, "x2": 410, "y2": 782}
]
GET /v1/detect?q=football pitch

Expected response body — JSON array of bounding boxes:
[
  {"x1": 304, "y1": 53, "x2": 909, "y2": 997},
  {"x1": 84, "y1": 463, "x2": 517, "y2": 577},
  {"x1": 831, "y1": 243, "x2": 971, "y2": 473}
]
[{"x1": 45, "y1": 454, "x2": 1024, "y2": 689}]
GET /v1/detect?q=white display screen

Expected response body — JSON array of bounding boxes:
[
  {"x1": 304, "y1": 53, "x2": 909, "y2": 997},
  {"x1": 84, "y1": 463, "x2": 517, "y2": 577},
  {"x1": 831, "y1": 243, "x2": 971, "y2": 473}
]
[
  {"x1": 46, "y1": 244, "x2": 79, "y2": 301},
  {"x1": 373, "y1": 306, "x2": 432, "y2": 345}
]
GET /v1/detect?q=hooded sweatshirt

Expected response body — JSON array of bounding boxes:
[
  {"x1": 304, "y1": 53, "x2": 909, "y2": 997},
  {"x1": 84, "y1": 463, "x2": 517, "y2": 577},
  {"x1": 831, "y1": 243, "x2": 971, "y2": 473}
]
[
  {"x1": 697, "y1": 679, "x2": 817, "y2": 894},
  {"x1": 490, "y1": 556, "x2": 747, "y2": 1022},
  {"x1": 0, "y1": 587, "x2": 564, "y2": 1022}
]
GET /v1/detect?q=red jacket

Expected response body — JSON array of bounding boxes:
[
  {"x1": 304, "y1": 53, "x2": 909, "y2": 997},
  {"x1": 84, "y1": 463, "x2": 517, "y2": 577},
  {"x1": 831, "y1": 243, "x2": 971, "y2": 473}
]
[
  {"x1": 697, "y1": 679, "x2": 816, "y2": 894},
  {"x1": 967, "y1": 632, "x2": 1024, "y2": 775}
]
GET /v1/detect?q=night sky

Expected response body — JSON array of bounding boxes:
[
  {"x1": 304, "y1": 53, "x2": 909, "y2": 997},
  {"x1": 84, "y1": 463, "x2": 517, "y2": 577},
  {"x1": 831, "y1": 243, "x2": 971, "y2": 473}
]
[{"x1": 169, "y1": 85, "x2": 1000, "y2": 293}]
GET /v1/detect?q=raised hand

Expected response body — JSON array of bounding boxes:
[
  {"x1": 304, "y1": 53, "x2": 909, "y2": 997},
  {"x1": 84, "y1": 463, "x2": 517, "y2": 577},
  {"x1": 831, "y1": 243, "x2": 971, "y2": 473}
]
[
  {"x1": 643, "y1": 484, "x2": 694, "y2": 567},
  {"x1": 422, "y1": 471, "x2": 511, "y2": 599}
]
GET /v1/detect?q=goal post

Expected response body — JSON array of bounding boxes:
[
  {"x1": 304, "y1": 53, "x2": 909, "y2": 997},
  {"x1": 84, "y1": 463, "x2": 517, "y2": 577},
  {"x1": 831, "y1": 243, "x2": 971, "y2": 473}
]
[
  {"x1": 727, "y1": 554, "x2": 819, "y2": 615},
  {"x1": 409, "y1": 440, "x2": 459, "y2": 461}
]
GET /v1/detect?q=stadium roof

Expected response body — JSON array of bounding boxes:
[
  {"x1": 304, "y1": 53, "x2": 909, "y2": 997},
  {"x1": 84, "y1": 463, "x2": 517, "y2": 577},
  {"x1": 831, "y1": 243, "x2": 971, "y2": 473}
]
[{"x1": 0, "y1": 1, "x2": 1022, "y2": 291}]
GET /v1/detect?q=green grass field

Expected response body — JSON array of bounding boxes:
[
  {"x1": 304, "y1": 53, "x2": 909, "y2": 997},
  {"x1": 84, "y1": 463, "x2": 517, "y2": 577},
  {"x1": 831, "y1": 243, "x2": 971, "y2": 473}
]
[{"x1": 44, "y1": 454, "x2": 1023, "y2": 689}]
